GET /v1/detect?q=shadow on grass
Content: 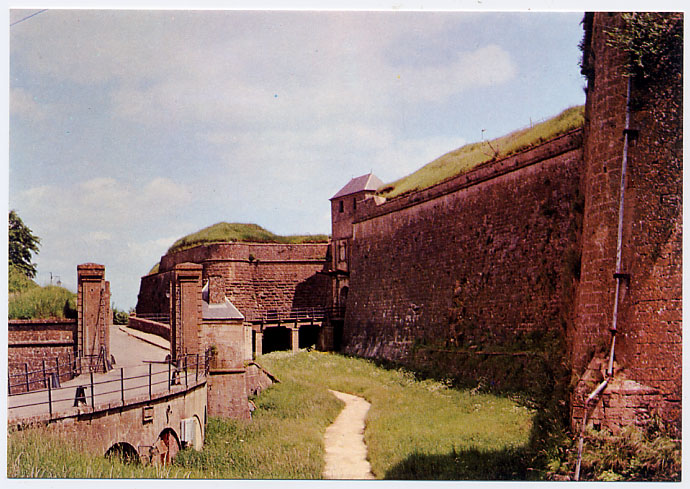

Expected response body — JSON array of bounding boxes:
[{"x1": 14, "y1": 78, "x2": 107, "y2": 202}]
[{"x1": 384, "y1": 446, "x2": 532, "y2": 480}]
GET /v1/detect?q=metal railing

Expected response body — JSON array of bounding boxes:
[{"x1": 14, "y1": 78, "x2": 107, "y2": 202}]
[
  {"x1": 248, "y1": 306, "x2": 345, "y2": 323},
  {"x1": 8, "y1": 352, "x2": 79, "y2": 395},
  {"x1": 134, "y1": 313, "x2": 171, "y2": 324},
  {"x1": 8, "y1": 350, "x2": 211, "y2": 421}
]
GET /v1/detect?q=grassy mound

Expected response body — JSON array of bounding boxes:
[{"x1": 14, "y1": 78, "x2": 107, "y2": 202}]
[
  {"x1": 379, "y1": 105, "x2": 585, "y2": 199},
  {"x1": 9, "y1": 284, "x2": 77, "y2": 319},
  {"x1": 166, "y1": 222, "x2": 329, "y2": 255}
]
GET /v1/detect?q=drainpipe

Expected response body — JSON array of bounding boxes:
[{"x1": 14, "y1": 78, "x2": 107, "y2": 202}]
[{"x1": 574, "y1": 76, "x2": 632, "y2": 481}]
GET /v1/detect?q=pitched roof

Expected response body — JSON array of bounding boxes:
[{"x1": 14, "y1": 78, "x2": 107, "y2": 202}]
[
  {"x1": 330, "y1": 173, "x2": 384, "y2": 200},
  {"x1": 202, "y1": 281, "x2": 244, "y2": 320}
]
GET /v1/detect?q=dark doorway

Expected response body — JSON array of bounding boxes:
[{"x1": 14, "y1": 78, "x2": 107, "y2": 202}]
[
  {"x1": 262, "y1": 326, "x2": 292, "y2": 354},
  {"x1": 299, "y1": 325, "x2": 320, "y2": 349}
]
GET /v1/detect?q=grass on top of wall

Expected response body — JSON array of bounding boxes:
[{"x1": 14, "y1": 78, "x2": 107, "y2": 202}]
[
  {"x1": 8, "y1": 284, "x2": 77, "y2": 319},
  {"x1": 165, "y1": 222, "x2": 330, "y2": 255},
  {"x1": 379, "y1": 105, "x2": 585, "y2": 199}
]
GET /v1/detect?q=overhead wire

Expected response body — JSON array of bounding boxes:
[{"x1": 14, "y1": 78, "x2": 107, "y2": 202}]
[{"x1": 10, "y1": 9, "x2": 47, "y2": 27}]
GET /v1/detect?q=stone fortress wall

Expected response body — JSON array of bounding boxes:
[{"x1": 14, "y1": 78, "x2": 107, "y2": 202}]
[
  {"x1": 336, "y1": 12, "x2": 681, "y2": 433},
  {"x1": 132, "y1": 12, "x2": 681, "y2": 432}
]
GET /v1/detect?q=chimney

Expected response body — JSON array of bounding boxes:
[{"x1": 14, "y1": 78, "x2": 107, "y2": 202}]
[{"x1": 208, "y1": 274, "x2": 226, "y2": 304}]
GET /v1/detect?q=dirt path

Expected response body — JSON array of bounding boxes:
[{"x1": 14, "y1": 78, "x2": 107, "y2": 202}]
[{"x1": 323, "y1": 390, "x2": 375, "y2": 480}]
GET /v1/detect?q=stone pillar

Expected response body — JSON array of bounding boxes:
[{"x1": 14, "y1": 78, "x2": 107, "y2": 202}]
[
  {"x1": 244, "y1": 325, "x2": 253, "y2": 361},
  {"x1": 77, "y1": 264, "x2": 111, "y2": 371},
  {"x1": 255, "y1": 331, "x2": 263, "y2": 356},
  {"x1": 171, "y1": 263, "x2": 203, "y2": 362},
  {"x1": 290, "y1": 327, "x2": 299, "y2": 352}
]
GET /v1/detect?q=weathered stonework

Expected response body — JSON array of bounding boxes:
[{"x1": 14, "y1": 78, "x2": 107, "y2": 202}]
[
  {"x1": 570, "y1": 12, "x2": 682, "y2": 433},
  {"x1": 343, "y1": 132, "x2": 584, "y2": 364}
]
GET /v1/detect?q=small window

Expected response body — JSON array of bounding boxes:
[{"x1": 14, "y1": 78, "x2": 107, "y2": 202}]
[
  {"x1": 339, "y1": 200, "x2": 344, "y2": 213},
  {"x1": 353, "y1": 198, "x2": 357, "y2": 210}
]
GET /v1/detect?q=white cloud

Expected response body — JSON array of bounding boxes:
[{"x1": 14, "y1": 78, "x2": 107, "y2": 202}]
[{"x1": 88, "y1": 231, "x2": 112, "y2": 241}]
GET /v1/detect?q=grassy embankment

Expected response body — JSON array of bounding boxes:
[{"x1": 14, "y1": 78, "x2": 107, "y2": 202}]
[
  {"x1": 148, "y1": 222, "x2": 330, "y2": 274},
  {"x1": 8, "y1": 350, "x2": 535, "y2": 479},
  {"x1": 8, "y1": 265, "x2": 76, "y2": 319},
  {"x1": 379, "y1": 105, "x2": 584, "y2": 199}
]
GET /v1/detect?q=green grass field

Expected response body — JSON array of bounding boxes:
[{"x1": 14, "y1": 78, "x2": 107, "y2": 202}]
[
  {"x1": 8, "y1": 350, "x2": 537, "y2": 479},
  {"x1": 259, "y1": 350, "x2": 537, "y2": 479}
]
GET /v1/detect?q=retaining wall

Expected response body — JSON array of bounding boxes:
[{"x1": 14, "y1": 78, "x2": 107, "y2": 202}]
[{"x1": 8, "y1": 319, "x2": 78, "y2": 394}]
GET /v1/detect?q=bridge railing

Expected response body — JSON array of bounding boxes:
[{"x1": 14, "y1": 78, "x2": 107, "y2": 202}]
[
  {"x1": 7, "y1": 349, "x2": 212, "y2": 422},
  {"x1": 134, "y1": 313, "x2": 170, "y2": 324},
  {"x1": 8, "y1": 352, "x2": 79, "y2": 395},
  {"x1": 247, "y1": 306, "x2": 345, "y2": 322}
]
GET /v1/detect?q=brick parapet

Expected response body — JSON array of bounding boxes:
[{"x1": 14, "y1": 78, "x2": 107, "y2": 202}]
[
  {"x1": 355, "y1": 129, "x2": 583, "y2": 223},
  {"x1": 160, "y1": 242, "x2": 329, "y2": 272},
  {"x1": 128, "y1": 316, "x2": 171, "y2": 341}
]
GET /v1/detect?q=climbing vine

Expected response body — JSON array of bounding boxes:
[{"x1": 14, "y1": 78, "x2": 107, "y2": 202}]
[{"x1": 605, "y1": 12, "x2": 683, "y2": 81}]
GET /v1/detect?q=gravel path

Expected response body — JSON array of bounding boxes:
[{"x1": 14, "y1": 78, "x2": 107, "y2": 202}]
[{"x1": 323, "y1": 390, "x2": 375, "y2": 480}]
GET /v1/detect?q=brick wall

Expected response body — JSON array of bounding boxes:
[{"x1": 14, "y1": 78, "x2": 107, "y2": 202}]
[
  {"x1": 128, "y1": 316, "x2": 171, "y2": 341},
  {"x1": 343, "y1": 132, "x2": 584, "y2": 380},
  {"x1": 136, "y1": 271, "x2": 172, "y2": 317},
  {"x1": 8, "y1": 319, "x2": 78, "y2": 394},
  {"x1": 571, "y1": 12, "x2": 682, "y2": 431},
  {"x1": 140, "y1": 243, "x2": 330, "y2": 321}
]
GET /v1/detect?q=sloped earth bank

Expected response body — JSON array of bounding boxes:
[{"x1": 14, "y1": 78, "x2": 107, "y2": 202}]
[{"x1": 323, "y1": 390, "x2": 375, "y2": 479}]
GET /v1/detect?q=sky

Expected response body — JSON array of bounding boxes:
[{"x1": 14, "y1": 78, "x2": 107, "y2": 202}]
[{"x1": 8, "y1": 5, "x2": 589, "y2": 310}]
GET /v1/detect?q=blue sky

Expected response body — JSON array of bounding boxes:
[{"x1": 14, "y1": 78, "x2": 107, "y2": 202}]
[{"x1": 9, "y1": 6, "x2": 588, "y2": 310}]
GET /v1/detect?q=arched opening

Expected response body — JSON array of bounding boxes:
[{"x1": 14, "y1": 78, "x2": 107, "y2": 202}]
[
  {"x1": 262, "y1": 326, "x2": 292, "y2": 353},
  {"x1": 152, "y1": 428, "x2": 180, "y2": 465},
  {"x1": 105, "y1": 442, "x2": 139, "y2": 464}
]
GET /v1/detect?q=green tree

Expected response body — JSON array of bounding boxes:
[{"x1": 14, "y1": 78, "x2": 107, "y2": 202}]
[{"x1": 8, "y1": 210, "x2": 40, "y2": 279}]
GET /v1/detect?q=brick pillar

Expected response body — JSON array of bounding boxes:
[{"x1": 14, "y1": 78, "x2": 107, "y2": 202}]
[
  {"x1": 572, "y1": 12, "x2": 682, "y2": 433},
  {"x1": 77, "y1": 263, "x2": 111, "y2": 371},
  {"x1": 171, "y1": 263, "x2": 203, "y2": 362},
  {"x1": 290, "y1": 328, "x2": 299, "y2": 352},
  {"x1": 244, "y1": 325, "x2": 253, "y2": 361},
  {"x1": 255, "y1": 331, "x2": 263, "y2": 356}
]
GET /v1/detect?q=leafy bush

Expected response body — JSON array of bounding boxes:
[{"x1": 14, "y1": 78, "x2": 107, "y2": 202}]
[
  {"x1": 113, "y1": 308, "x2": 130, "y2": 325},
  {"x1": 9, "y1": 264, "x2": 39, "y2": 293},
  {"x1": 548, "y1": 419, "x2": 681, "y2": 481},
  {"x1": 9, "y1": 285, "x2": 77, "y2": 319}
]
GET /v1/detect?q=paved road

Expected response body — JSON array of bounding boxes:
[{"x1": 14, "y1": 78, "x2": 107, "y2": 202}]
[
  {"x1": 7, "y1": 324, "x2": 184, "y2": 422},
  {"x1": 323, "y1": 390, "x2": 375, "y2": 480}
]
